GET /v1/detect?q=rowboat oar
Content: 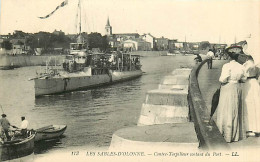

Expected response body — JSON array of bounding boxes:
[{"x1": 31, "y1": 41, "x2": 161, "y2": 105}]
[
  {"x1": 0, "y1": 104, "x2": 4, "y2": 114},
  {"x1": 28, "y1": 74, "x2": 50, "y2": 81}
]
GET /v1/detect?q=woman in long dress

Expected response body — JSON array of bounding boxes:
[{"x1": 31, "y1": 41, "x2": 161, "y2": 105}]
[
  {"x1": 216, "y1": 52, "x2": 246, "y2": 142},
  {"x1": 242, "y1": 55, "x2": 260, "y2": 137}
]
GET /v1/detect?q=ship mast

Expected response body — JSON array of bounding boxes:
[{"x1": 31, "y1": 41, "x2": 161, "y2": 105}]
[
  {"x1": 76, "y1": 0, "x2": 84, "y2": 43},
  {"x1": 79, "y1": 0, "x2": 81, "y2": 35}
]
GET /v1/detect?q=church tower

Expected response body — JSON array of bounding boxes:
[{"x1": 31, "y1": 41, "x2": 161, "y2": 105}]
[{"x1": 105, "y1": 17, "x2": 112, "y2": 36}]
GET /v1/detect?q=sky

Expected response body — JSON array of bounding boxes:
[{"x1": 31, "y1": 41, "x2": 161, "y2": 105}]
[{"x1": 0, "y1": 0, "x2": 259, "y2": 44}]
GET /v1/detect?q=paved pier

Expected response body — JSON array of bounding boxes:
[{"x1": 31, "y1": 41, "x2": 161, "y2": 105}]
[
  {"x1": 109, "y1": 123, "x2": 198, "y2": 151},
  {"x1": 198, "y1": 59, "x2": 260, "y2": 150},
  {"x1": 198, "y1": 59, "x2": 226, "y2": 112}
]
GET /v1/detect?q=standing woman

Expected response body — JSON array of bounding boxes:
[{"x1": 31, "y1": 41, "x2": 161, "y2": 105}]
[
  {"x1": 216, "y1": 49, "x2": 246, "y2": 142},
  {"x1": 242, "y1": 43, "x2": 260, "y2": 137}
]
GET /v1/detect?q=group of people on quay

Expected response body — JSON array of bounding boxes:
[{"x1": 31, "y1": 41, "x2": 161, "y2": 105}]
[
  {"x1": 194, "y1": 46, "x2": 227, "y2": 66},
  {"x1": 0, "y1": 114, "x2": 29, "y2": 142},
  {"x1": 204, "y1": 47, "x2": 228, "y2": 69},
  {"x1": 214, "y1": 36, "x2": 260, "y2": 143}
]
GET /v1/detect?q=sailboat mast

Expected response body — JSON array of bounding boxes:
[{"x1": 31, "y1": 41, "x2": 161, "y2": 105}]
[{"x1": 79, "y1": 0, "x2": 81, "y2": 34}]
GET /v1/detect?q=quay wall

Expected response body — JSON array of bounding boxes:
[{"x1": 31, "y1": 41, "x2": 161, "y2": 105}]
[
  {"x1": 132, "y1": 49, "x2": 209, "y2": 57},
  {"x1": 188, "y1": 59, "x2": 229, "y2": 150},
  {"x1": 131, "y1": 51, "x2": 167, "y2": 57},
  {"x1": 0, "y1": 55, "x2": 65, "y2": 67},
  {"x1": 0, "y1": 51, "x2": 165, "y2": 67}
]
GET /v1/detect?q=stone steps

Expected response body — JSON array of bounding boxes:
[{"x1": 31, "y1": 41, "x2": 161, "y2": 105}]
[
  {"x1": 109, "y1": 67, "x2": 199, "y2": 151},
  {"x1": 138, "y1": 104, "x2": 189, "y2": 126}
]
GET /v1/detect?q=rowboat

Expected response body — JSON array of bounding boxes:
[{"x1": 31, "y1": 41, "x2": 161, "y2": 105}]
[
  {"x1": 35, "y1": 125, "x2": 67, "y2": 142},
  {"x1": 0, "y1": 130, "x2": 35, "y2": 162}
]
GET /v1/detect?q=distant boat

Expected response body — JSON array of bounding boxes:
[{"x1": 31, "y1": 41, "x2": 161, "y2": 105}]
[
  {"x1": 166, "y1": 52, "x2": 176, "y2": 56},
  {"x1": 35, "y1": 125, "x2": 67, "y2": 142},
  {"x1": 35, "y1": 48, "x2": 42, "y2": 56},
  {"x1": 0, "y1": 66, "x2": 15, "y2": 70},
  {"x1": 0, "y1": 130, "x2": 35, "y2": 162},
  {"x1": 0, "y1": 63, "x2": 19, "y2": 70}
]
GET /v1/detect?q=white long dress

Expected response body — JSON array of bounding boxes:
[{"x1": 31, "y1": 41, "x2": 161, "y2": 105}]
[
  {"x1": 242, "y1": 60, "x2": 260, "y2": 133},
  {"x1": 216, "y1": 60, "x2": 246, "y2": 142}
]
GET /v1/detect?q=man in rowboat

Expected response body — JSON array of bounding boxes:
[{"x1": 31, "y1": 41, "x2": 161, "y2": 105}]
[
  {"x1": 12, "y1": 116, "x2": 29, "y2": 137},
  {"x1": 0, "y1": 114, "x2": 11, "y2": 141},
  {"x1": 20, "y1": 116, "x2": 29, "y2": 137}
]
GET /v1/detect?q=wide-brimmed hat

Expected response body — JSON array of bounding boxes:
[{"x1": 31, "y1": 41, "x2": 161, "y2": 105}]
[
  {"x1": 225, "y1": 46, "x2": 250, "y2": 64},
  {"x1": 225, "y1": 46, "x2": 243, "y2": 55}
]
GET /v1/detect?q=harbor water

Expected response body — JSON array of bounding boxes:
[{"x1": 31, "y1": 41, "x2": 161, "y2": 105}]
[{"x1": 0, "y1": 55, "x2": 195, "y2": 157}]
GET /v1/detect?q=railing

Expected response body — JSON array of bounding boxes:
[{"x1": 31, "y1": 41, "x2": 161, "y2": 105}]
[{"x1": 188, "y1": 59, "x2": 230, "y2": 150}]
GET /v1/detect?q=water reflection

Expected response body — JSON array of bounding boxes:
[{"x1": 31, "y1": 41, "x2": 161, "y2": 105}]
[{"x1": 34, "y1": 136, "x2": 66, "y2": 154}]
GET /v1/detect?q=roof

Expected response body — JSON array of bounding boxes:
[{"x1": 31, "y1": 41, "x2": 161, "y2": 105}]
[
  {"x1": 142, "y1": 33, "x2": 155, "y2": 38},
  {"x1": 156, "y1": 37, "x2": 169, "y2": 41},
  {"x1": 124, "y1": 38, "x2": 149, "y2": 43},
  {"x1": 113, "y1": 33, "x2": 139, "y2": 36}
]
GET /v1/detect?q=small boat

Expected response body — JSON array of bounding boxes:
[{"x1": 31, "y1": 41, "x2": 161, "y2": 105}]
[
  {"x1": 0, "y1": 130, "x2": 35, "y2": 162},
  {"x1": 166, "y1": 52, "x2": 176, "y2": 56},
  {"x1": 0, "y1": 66, "x2": 15, "y2": 70},
  {"x1": 0, "y1": 65, "x2": 20, "y2": 70},
  {"x1": 35, "y1": 125, "x2": 67, "y2": 142}
]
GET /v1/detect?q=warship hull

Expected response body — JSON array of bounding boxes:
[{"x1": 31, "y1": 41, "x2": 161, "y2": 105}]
[
  {"x1": 34, "y1": 70, "x2": 142, "y2": 97},
  {"x1": 111, "y1": 70, "x2": 142, "y2": 82}
]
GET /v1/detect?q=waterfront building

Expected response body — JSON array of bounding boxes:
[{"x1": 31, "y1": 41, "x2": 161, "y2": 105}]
[
  {"x1": 141, "y1": 33, "x2": 155, "y2": 50},
  {"x1": 0, "y1": 35, "x2": 10, "y2": 39},
  {"x1": 10, "y1": 38, "x2": 30, "y2": 54},
  {"x1": 155, "y1": 37, "x2": 169, "y2": 50},
  {"x1": 105, "y1": 17, "x2": 153, "y2": 51},
  {"x1": 174, "y1": 42, "x2": 184, "y2": 49},
  {"x1": 123, "y1": 39, "x2": 151, "y2": 51},
  {"x1": 113, "y1": 33, "x2": 140, "y2": 42},
  {"x1": 168, "y1": 39, "x2": 178, "y2": 50},
  {"x1": 53, "y1": 29, "x2": 65, "y2": 36}
]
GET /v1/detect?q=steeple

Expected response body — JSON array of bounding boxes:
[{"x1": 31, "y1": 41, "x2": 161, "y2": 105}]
[
  {"x1": 105, "y1": 17, "x2": 112, "y2": 36},
  {"x1": 106, "y1": 17, "x2": 111, "y2": 27}
]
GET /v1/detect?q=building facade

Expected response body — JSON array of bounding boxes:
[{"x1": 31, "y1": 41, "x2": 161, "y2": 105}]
[
  {"x1": 141, "y1": 33, "x2": 155, "y2": 49},
  {"x1": 123, "y1": 39, "x2": 151, "y2": 51},
  {"x1": 105, "y1": 18, "x2": 152, "y2": 51},
  {"x1": 155, "y1": 37, "x2": 169, "y2": 50}
]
